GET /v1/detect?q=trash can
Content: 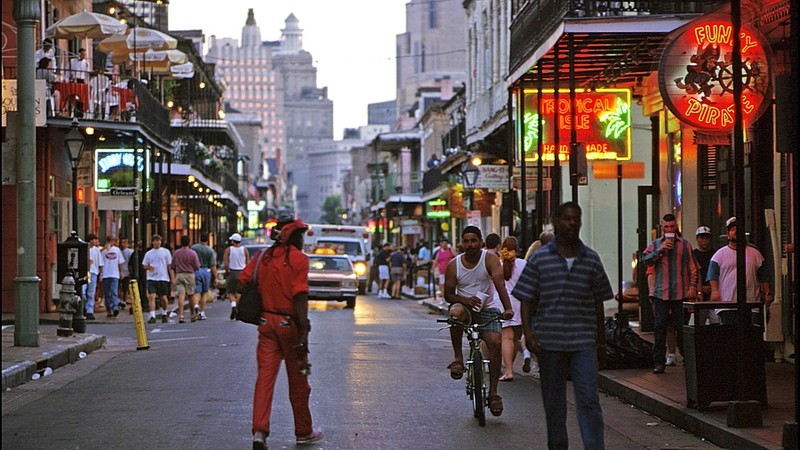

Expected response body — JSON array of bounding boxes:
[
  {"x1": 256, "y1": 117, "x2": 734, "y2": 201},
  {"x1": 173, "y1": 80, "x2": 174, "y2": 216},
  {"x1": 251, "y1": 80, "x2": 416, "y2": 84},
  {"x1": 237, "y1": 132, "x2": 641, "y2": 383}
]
[{"x1": 683, "y1": 323, "x2": 767, "y2": 410}]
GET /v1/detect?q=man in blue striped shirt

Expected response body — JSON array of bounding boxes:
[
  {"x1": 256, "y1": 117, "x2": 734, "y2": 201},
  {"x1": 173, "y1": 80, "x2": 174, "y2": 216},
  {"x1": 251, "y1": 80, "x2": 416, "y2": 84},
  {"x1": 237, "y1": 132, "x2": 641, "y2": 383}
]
[{"x1": 512, "y1": 202, "x2": 614, "y2": 450}]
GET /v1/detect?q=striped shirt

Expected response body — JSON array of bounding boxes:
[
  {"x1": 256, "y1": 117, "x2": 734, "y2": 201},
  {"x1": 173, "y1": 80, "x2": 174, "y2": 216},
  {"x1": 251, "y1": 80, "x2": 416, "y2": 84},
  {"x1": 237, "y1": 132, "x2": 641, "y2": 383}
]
[
  {"x1": 641, "y1": 236, "x2": 698, "y2": 301},
  {"x1": 511, "y1": 239, "x2": 614, "y2": 352}
]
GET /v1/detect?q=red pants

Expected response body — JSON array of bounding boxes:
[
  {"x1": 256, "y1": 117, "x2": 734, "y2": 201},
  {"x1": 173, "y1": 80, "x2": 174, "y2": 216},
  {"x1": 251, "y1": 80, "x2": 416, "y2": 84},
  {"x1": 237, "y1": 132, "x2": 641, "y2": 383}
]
[{"x1": 252, "y1": 313, "x2": 313, "y2": 437}]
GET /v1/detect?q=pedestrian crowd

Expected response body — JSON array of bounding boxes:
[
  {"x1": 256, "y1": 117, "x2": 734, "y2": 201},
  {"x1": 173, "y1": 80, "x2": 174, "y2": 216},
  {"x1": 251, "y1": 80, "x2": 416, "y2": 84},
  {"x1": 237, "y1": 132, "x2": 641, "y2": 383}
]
[{"x1": 82, "y1": 231, "x2": 221, "y2": 324}]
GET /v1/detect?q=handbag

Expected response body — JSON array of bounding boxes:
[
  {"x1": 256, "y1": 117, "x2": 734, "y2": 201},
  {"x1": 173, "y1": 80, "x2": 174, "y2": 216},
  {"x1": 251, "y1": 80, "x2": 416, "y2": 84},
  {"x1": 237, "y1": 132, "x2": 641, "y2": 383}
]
[{"x1": 236, "y1": 248, "x2": 267, "y2": 325}]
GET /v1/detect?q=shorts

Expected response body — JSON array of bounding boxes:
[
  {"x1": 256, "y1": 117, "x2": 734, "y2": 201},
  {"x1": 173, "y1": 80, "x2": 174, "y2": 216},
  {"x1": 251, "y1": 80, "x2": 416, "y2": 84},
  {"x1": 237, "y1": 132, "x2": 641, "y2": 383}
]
[
  {"x1": 175, "y1": 272, "x2": 196, "y2": 296},
  {"x1": 146, "y1": 280, "x2": 170, "y2": 298},
  {"x1": 227, "y1": 269, "x2": 243, "y2": 294},
  {"x1": 120, "y1": 276, "x2": 133, "y2": 294},
  {"x1": 390, "y1": 267, "x2": 404, "y2": 282},
  {"x1": 195, "y1": 268, "x2": 211, "y2": 293},
  {"x1": 448, "y1": 305, "x2": 502, "y2": 334},
  {"x1": 378, "y1": 265, "x2": 389, "y2": 281}
]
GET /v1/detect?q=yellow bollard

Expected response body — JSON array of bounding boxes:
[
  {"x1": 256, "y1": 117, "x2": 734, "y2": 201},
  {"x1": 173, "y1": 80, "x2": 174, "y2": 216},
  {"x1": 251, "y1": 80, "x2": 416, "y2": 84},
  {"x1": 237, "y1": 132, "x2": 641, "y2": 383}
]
[{"x1": 128, "y1": 279, "x2": 150, "y2": 350}]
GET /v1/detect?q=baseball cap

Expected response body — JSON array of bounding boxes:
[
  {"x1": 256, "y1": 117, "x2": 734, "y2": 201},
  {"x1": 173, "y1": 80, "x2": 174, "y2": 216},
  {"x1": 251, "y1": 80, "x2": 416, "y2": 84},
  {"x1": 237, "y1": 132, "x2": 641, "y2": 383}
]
[
  {"x1": 725, "y1": 217, "x2": 736, "y2": 229},
  {"x1": 229, "y1": 232, "x2": 242, "y2": 242},
  {"x1": 695, "y1": 226, "x2": 712, "y2": 236}
]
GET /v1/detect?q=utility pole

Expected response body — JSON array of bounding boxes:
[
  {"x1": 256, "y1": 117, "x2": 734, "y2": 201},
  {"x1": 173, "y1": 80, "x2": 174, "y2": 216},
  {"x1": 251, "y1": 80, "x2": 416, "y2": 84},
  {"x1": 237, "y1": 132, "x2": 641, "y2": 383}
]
[{"x1": 13, "y1": 0, "x2": 41, "y2": 347}]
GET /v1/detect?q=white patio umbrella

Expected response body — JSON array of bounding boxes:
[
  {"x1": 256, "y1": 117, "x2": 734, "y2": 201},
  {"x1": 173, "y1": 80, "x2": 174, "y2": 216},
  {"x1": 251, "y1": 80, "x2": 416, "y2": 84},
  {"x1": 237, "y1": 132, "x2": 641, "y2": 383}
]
[
  {"x1": 110, "y1": 49, "x2": 187, "y2": 66},
  {"x1": 97, "y1": 27, "x2": 178, "y2": 54},
  {"x1": 45, "y1": 11, "x2": 127, "y2": 39}
]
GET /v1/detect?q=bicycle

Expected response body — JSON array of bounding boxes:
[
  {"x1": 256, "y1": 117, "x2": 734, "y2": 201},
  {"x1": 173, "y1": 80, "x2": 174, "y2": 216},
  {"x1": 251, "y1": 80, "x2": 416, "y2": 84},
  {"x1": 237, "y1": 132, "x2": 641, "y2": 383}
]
[{"x1": 438, "y1": 313, "x2": 501, "y2": 426}]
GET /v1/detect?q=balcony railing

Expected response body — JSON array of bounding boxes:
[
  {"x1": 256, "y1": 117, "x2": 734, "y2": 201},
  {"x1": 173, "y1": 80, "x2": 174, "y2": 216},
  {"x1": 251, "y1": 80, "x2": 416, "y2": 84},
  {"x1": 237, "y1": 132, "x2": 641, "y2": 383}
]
[
  {"x1": 6, "y1": 65, "x2": 170, "y2": 137},
  {"x1": 509, "y1": 0, "x2": 727, "y2": 76}
]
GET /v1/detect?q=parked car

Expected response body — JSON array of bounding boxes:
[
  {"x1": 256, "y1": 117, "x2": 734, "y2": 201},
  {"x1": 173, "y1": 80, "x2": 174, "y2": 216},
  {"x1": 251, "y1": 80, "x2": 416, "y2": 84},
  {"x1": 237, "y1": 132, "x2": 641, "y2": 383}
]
[{"x1": 306, "y1": 253, "x2": 358, "y2": 308}]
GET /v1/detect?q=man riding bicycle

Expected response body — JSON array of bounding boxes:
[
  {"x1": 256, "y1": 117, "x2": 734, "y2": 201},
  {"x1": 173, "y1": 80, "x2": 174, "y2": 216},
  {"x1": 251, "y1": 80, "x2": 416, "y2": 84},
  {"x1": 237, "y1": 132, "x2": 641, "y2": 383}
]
[{"x1": 444, "y1": 226, "x2": 514, "y2": 417}]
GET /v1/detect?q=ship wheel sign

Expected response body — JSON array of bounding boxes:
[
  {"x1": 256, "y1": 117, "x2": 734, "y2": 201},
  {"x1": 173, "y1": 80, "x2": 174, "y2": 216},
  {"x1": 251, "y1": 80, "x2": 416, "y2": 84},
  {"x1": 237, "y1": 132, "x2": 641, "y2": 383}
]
[{"x1": 659, "y1": 14, "x2": 772, "y2": 131}]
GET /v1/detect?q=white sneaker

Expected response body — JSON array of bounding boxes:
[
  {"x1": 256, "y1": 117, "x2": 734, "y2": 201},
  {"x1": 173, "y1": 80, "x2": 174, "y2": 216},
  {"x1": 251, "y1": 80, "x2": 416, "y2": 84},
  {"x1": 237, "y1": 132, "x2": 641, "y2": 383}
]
[{"x1": 665, "y1": 354, "x2": 676, "y2": 366}]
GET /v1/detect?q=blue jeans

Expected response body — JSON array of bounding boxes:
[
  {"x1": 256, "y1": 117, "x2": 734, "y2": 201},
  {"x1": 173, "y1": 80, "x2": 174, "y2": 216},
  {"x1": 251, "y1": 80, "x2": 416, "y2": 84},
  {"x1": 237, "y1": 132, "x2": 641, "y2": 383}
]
[
  {"x1": 102, "y1": 277, "x2": 119, "y2": 313},
  {"x1": 652, "y1": 297, "x2": 684, "y2": 365},
  {"x1": 539, "y1": 347, "x2": 605, "y2": 450},
  {"x1": 86, "y1": 273, "x2": 99, "y2": 314}
]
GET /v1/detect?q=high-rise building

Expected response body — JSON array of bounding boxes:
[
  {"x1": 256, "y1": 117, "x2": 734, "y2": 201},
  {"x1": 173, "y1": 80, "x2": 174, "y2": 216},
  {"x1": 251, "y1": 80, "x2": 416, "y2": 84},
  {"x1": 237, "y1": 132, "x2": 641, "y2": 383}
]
[
  {"x1": 272, "y1": 14, "x2": 334, "y2": 220},
  {"x1": 205, "y1": 8, "x2": 286, "y2": 209},
  {"x1": 206, "y1": 10, "x2": 332, "y2": 220},
  {"x1": 395, "y1": 0, "x2": 467, "y2": 129}
]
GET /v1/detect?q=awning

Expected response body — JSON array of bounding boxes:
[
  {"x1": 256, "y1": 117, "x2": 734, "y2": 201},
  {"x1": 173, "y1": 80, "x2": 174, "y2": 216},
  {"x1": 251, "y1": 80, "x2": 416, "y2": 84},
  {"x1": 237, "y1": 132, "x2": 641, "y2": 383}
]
[{"x1": 509, "y1": 16, "x2": 695, "y2": 89}]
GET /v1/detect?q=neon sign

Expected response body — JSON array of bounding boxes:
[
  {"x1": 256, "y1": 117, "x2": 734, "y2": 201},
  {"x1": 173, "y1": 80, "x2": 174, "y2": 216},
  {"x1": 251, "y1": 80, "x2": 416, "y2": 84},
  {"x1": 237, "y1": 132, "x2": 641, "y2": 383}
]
[
  {"x1": 426, "y1": 198, "x2": 451, "y2": 218},
  {"x1": 522, "y1": 88, "x2": 632, "y2": 163},
  {"x1": 658, "y1": 15, "x2": 771, "y2": 130},
  {"x1": 94, "y1": 149, "x2": 149, "y2": 192}
]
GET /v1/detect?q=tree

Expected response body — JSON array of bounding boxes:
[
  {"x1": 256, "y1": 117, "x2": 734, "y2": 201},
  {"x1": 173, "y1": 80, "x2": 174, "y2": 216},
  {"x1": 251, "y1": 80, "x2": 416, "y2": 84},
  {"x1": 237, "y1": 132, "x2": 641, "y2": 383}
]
[{"x1": 320, "y1": 195, "x2": 345, "y2": 224}]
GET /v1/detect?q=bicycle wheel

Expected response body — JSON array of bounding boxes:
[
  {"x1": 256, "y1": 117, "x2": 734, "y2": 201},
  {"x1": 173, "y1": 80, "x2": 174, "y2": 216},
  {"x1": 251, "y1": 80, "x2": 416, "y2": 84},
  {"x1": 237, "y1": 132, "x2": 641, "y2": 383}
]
[{"x1": 471, "y1": 349, "x2": 486, "y2": 426}]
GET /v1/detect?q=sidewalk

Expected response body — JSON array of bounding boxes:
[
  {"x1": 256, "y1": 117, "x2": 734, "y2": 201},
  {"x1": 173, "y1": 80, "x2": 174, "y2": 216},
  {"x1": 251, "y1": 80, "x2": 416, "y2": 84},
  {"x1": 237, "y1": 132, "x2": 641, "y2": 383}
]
[
  {"x1": 416, "y1": 295, "x2": 796, "y2": 450},
  {"x1": 3, "y1": 304, "x2": 149, "y2": 391}
]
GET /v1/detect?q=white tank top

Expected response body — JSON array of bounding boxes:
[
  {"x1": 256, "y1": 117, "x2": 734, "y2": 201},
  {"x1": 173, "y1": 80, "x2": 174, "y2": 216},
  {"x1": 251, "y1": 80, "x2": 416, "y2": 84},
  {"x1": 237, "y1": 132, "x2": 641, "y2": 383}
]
[
  {"x1": 455, "y1": 250, "x2": 497, "y2": 310},
  {"x1": 228, "y1": 245, "x2": 247, "y2": 270}
]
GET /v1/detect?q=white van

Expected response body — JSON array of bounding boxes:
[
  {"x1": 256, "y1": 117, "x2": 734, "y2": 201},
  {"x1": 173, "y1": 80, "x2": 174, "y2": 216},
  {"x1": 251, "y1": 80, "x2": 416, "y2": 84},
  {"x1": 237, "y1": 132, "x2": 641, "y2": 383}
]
[{"x1": 304, "y1": 224, "x2": 371, "y2": 294}]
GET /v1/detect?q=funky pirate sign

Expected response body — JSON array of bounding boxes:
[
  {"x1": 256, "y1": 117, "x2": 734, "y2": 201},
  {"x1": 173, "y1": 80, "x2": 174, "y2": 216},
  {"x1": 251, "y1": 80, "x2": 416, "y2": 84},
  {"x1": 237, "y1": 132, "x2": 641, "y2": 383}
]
[{"x1": 659, "y1": 14, "x2": 772, "y2": 130}]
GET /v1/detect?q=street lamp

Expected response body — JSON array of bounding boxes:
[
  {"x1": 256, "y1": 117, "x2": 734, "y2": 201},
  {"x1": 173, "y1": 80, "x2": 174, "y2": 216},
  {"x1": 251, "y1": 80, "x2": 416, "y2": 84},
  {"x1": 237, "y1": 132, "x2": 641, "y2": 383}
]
[
  {"x1": 460, "y1": 159, "x2": 479, "y2": 211},
  {"x1": 64, "y1": 118, "x2": 86, "y2": 235}
]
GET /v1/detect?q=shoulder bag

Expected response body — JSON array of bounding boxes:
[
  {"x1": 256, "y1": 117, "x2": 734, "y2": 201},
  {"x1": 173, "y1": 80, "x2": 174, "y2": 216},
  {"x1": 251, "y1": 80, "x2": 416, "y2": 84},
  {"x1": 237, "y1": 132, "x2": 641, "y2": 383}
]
[{"x1": 236, "y1": 249, "x2": 268, "y2": 325}]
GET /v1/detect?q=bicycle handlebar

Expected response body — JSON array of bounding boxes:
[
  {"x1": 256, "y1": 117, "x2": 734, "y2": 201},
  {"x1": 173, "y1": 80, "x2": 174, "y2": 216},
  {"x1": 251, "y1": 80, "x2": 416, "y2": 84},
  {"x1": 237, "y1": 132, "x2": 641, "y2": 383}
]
[{"x1": 437, "y1": 314, "x2": 501, "y2": 329}]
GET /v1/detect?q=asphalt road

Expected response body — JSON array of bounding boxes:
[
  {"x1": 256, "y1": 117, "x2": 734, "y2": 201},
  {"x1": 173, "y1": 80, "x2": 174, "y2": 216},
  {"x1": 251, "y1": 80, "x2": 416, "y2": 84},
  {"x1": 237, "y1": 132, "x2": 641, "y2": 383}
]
[{"x1": 2, "y1": 294, "x2": 718, "y2": 449}]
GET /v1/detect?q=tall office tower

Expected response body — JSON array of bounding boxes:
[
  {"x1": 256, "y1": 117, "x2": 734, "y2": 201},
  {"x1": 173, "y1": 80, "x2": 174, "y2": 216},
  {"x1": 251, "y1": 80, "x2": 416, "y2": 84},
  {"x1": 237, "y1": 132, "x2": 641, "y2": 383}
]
[
  {"x1": 206, "y1": 8, "x2": 287, "y2": 206},
  {"x1": 395, "y1": 0, "x2": 467, "y2": 130},
  {"x1": 272, "y1": 14, "x2": 334, "y2": 220}
]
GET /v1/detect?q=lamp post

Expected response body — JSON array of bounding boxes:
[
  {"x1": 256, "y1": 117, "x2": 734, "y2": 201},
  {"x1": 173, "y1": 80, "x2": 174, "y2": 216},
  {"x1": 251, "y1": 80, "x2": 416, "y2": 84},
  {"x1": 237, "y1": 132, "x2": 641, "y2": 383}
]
[
  {"x1": 64, "y1": 118, "x2": 86, "y2": 235},
  {"x1": 460, "y1": 159, "x2": 479, "y2": 211}
]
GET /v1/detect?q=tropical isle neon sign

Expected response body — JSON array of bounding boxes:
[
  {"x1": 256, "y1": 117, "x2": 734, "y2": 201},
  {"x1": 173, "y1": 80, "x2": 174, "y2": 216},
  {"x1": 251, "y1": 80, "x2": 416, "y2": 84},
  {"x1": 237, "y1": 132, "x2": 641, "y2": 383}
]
[
  {"x1": 659, "y1": 15, "x2": 772, "y2": 130},
  {"x1": 522, "y1": 88, "x2": 632, "y2": 163}
]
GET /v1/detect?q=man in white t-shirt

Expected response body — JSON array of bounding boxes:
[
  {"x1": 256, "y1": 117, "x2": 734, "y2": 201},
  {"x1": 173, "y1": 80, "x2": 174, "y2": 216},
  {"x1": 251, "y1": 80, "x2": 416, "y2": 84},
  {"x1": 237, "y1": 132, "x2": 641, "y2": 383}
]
[
  {"x1": 142, "y1": 235, "x2": 175, "y2": 324},
  {"x1": 708, "y1": 217, "x2": 773, "y2": 324},
  {"x1": 85, "y1": 233, "x2": 104, "y2": 320},
  {"x1": 101, "y1": 235, "x2": 126, "y2": 318}
]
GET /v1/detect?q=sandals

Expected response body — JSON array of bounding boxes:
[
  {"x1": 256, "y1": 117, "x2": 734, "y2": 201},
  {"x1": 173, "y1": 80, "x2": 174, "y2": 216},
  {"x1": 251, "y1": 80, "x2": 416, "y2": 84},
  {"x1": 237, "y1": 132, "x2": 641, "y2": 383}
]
[
  {"x1": 448, "y1": 361, "x2": 465, "y2": 380},
  {"x1": 179, "y1": 317, "x2": 185, "y2": 323},
  {"x1": 499, "y1": 375, "x2": 514, "y2": 382},
  {"x1": 488, "y1": 394, "x2": 504, "y2": 416}
]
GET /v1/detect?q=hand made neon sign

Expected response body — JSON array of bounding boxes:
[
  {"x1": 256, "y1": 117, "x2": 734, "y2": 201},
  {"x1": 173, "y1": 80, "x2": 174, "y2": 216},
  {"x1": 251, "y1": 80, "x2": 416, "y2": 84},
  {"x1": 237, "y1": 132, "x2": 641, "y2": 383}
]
[
  {"x1": 658, "y1": 15, "x2": 772, "y2": 130},
  {"x1": 522, "y1": 88, "x2": 632, "y2": 163}
]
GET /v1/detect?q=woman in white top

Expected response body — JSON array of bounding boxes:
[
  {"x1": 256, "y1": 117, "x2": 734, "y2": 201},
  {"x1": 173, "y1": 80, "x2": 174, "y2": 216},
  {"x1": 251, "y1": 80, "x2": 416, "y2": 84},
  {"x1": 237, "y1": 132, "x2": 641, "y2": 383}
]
[
  {"x1": 224, "y1": 233, "x2": 250, "y2": 320},
  {"x1": 497, "y1": 236, "x2": 534, "y2": 381}
]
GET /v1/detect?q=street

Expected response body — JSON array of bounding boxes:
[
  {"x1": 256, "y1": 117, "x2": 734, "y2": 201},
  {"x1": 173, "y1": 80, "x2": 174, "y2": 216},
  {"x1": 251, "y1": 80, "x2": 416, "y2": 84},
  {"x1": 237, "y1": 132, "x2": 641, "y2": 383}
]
[{"x1": 2, "y1": 294, "x2": 718, "y2": 449}]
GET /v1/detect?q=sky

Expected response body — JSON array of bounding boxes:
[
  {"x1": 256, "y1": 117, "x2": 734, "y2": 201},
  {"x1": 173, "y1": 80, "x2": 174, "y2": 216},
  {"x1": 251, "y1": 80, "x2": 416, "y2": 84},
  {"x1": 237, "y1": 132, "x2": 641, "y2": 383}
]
[{"x1": 168, "y1": 0, "x2": 410, "y2": 139}]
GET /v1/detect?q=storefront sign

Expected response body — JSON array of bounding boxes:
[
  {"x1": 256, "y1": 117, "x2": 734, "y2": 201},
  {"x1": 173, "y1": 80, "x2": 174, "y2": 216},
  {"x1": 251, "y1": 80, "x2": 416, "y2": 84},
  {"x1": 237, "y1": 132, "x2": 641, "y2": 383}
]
[
  {"x1": 522, "y1": 88, "x2": 632, "y2": 163},
  {"x1": 2, "y1": 80, "x2": 47, "y2": 127},
  {"x1": 425, "y1": 198, "x2": 451, "y2": 219},
  {"x1": 476, "y1": 165, "x2": 509, "y2": 191},
  {"x1": 94, "y1": 149, "x2": 148, "y2": 192},
  {"x1": 659, "y1": 14, "x2": 772, "y2": 130}
]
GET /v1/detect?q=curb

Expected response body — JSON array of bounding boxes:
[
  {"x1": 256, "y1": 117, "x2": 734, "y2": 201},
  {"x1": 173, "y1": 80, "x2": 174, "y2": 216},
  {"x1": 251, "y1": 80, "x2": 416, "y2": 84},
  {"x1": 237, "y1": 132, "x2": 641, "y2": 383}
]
[
  {"x1": 598, "y1": 372, "x2": 780, "y2": 450},
  {"x1": 1, "y1": 334, "x2": 107, "y2": 391}
]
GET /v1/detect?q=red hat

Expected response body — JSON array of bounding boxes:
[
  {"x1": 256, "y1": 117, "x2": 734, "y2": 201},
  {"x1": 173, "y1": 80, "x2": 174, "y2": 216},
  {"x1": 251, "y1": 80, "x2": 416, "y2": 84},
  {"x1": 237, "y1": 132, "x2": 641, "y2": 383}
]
[{"x1": 279, "y1": 218, "x2": 309, "y2": 242}]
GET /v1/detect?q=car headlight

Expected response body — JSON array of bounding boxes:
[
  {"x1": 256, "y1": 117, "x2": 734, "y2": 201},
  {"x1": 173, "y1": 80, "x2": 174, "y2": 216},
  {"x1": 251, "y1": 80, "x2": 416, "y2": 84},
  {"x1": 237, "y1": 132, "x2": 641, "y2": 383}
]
[
  {"x1": 343, "y1": 281, "x2": 357, "y2": 288},
  {"x1": 353, "y1": 261, "x2": 367, "y2": 276}
]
